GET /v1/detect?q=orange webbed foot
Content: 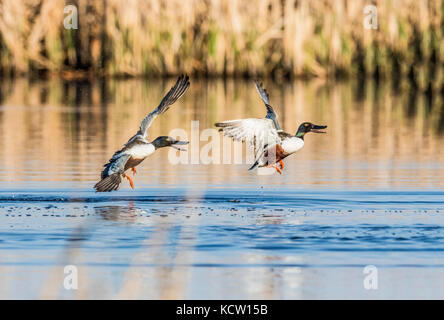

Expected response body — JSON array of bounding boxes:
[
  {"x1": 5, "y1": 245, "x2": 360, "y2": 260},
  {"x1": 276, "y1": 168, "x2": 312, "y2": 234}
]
[
  {"x1": 124, "y1": 173, "x2": 135, "y2": 189},
  {"x1": 131, "y1": 167, "x2": 137, "y2": 175},
  {"x1": 279, "y1": 160, "x2": 284, "y2": 170},
  {"x1": 266, "y1": 164, "x2": 282, "y2": 175}
]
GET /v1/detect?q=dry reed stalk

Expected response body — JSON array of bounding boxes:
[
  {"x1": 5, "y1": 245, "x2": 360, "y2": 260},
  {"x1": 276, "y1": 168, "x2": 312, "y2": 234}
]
[{"x1": 0, "y1": 0, "x2": 442, "y2": 89}]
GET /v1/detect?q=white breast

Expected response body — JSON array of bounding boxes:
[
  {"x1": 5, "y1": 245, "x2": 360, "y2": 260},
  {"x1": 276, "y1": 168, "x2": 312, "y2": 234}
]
[
  {"x1": 128, "y1": 143, "x2": 155, "y2": 159},
  {"x1": 281, "y1": 137, "x2": 304, "y2": 154}
]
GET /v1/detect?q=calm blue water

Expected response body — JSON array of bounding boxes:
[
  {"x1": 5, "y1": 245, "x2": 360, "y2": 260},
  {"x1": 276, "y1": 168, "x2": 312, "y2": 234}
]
[
  {"x1": 1, "y1": 188, "x2": 443, "y2": 299},
  {"x1": 0, "y1": 78, "x2": 443, "y2": 299}
]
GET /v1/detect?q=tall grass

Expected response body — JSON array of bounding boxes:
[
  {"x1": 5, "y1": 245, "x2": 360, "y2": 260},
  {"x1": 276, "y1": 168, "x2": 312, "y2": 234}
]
[{"x1": 0, "y1": 0, "x2": 443, "y2": 86}]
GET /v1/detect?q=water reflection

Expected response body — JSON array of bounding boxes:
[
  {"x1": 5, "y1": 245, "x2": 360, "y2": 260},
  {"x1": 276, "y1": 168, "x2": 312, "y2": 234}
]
[
  {"x1": 0, "y1": 77, "x2": 442, "y2": 189},
  {"x1": 95, "y1": 204, "x2": 137, "y2": 221},
  {"x1": 0, "y1": 77, "x2": 443, "y2": 299}
]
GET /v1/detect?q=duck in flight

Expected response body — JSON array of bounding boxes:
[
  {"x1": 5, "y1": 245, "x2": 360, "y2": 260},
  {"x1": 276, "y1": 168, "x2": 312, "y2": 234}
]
[
  {"x1": 94, "y1": 74, "x2": 190, "y2": 192},
  {"x1": 215, "y1": 80, "x2": 327, "y2": 174}
]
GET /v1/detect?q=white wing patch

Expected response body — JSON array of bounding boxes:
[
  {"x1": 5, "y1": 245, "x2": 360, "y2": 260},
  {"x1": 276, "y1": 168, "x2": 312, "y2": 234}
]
[{"x1": 217, "y1": 118, "x2": 281, "y2": 156}]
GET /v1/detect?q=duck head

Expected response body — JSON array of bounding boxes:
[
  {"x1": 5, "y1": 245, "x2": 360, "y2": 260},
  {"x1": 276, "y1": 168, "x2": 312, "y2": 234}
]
[
  {"x1": 295, "y1": 122, "x2": 327, "y2": 139},
  {"x1": 152, "y1": 136, "x2": 188, "y2": 150}
]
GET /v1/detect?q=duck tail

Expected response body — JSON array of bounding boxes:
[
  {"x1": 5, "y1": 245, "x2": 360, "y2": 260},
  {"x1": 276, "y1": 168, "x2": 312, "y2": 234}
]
[{"x1": 94, "y1": 173, "x2": 122, "y2": 192}]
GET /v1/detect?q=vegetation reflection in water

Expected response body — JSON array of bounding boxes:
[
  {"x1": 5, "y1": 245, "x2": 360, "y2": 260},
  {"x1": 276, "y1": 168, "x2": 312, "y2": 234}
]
[{"x1": 0, "y1": 78, "x2": 442, "y2": 190}]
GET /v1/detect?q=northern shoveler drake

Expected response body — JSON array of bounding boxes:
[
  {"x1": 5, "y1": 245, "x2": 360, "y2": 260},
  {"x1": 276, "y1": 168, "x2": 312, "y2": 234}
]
[
  {"x1": 94, "y1": 74, "x2": 190, "y2": 192},
  {"x1": 215, "y1": 80, "x2": 327, "y2": 174}
]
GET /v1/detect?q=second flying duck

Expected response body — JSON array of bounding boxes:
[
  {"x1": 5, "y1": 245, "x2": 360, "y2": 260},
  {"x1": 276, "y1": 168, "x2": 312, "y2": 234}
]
[{"x1": 216, "y1": 81, "x2": 327, "y2": 174}]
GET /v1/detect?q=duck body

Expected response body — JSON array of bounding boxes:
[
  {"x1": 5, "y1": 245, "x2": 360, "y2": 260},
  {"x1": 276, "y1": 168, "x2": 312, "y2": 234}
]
[
  {"x1": 94, "y1": 75, "x2": 190, "y2": 192},
  {"x1": 249, "y1": 134, "x2": 304, "y2": 170},
  {"x1": 125, "y1": 141, "x2": 156, "y2": 160},
  {"x1": 216, "y1": 80, "x2": 326, "y2": 175},
  {"x1": 280, "y1": 135, "x2": 305, "y2": 155},
  {"x1": 101, "y1": 139, "x2": 155, "y2": 180}
]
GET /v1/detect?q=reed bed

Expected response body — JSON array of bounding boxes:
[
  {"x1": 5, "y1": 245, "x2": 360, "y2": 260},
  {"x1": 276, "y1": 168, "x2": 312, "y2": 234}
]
[{"x1": 0, "y1": 0, "x2": 443, "y2": 87}]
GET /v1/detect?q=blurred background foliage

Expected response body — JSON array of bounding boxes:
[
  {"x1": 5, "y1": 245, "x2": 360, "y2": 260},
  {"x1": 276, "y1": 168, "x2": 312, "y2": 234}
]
[{"x1": 0, "y1": 0, "x2": 443, "y2": 91}]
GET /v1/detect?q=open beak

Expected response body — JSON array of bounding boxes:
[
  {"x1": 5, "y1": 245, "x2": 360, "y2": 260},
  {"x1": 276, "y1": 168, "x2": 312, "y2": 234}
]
[
  {"x1": 171, "y1": 140, "x2": 189, "y2": 151},
  {"x1": 311, "y1": 124, "x2": 327, "y2": 133}
]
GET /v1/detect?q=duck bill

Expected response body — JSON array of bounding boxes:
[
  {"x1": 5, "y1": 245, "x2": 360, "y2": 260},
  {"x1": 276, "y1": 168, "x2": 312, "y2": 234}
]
[
  {"x1": 172, "y1": 140, "x2": 188, "y2": 145},
  {"x1": 311, "y1": 125, "x2": 327, "y2": 133},
  {"x1": 171, "y1": 140, "x2": 189, "y2": 151}
]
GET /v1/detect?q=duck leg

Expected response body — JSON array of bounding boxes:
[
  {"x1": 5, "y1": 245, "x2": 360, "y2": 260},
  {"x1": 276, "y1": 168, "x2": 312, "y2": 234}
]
[
  {"x1": 279, "y1": 160, "x2": 284, "y2": 170},
  {"x1": 131, "y1": 167, "x2": 137, "y2": 175},
  {"x1": 123, "y1": 173, "x2": 135, "y2": 189},
  {"x1": 266, "y1": 164, "x2": 282, "y2": 175}
]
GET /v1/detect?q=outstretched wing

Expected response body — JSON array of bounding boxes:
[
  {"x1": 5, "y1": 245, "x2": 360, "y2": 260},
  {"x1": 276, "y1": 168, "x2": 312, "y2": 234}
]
[
  {"x1": 254, "y1": 80, "x2": 282, "y2": 131},
  {"x1": 215, "y1": 118, "x2": 282, "y2": 157},
  {"x1": 130, "y1": 74, "x2": 190, "y2": 143}
]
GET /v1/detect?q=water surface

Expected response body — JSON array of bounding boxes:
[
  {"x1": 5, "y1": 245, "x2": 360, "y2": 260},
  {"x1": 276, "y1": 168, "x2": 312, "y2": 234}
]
[{"x1": 0, "y1": 78, "x2": 443, "y2": 299}]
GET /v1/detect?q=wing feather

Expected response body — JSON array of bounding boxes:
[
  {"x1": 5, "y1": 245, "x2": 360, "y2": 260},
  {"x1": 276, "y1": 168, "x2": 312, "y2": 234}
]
[
  {"x1": 94, "y1": 173, "x2": 122, "y2": 192},
  {"x1": 254, "y1": 80, "x2": 282, "y2": 131},
  {"x1": 135, "y1": 74, "x2": 190, "y2": 141},
  {"x1": 100, "y1": 154, "x2": 131, "y2": 179},
  {"x1": 94, "y1": 154, "x2": 131, "y2": 192},
  {"x1": 215, "y1": 118, "x2": 281, "y2": 156}
]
